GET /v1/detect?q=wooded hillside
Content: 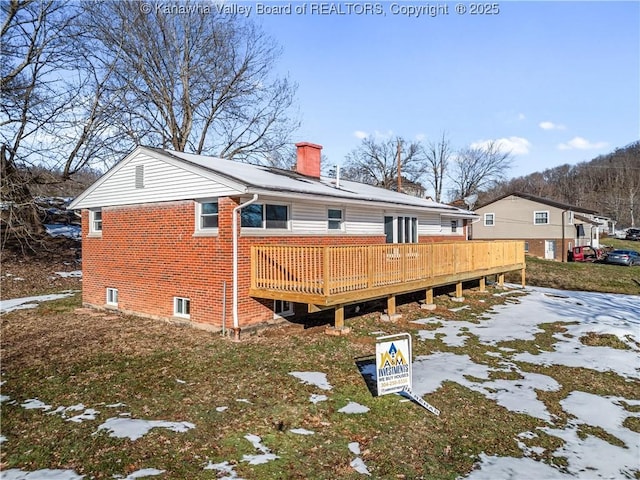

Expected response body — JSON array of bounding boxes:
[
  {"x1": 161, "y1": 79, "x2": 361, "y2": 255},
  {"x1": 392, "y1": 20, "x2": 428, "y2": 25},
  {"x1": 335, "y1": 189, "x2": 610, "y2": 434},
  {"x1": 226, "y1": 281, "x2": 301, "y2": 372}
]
[{"x1": 479, "y1": 141, "x2": 640, "y2": 228}]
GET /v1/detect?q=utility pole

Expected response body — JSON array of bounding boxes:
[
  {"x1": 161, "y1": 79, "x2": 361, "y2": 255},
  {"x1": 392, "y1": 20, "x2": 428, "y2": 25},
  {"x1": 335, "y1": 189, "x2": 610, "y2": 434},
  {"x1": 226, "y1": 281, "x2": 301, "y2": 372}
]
[{"x1": 397, "y1": 138, "x2": 402, "y2": 193}]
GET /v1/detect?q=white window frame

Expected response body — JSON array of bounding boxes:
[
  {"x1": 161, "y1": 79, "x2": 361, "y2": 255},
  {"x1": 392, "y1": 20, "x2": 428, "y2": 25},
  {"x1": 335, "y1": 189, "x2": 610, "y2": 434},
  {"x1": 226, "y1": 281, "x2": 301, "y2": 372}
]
[
  {"x1": 196, "y1": 200, "x2": 219, "y2": 233},
  {"x1": 174, "y1": 297, "x2": 191, "y2": 319},
  {"x1": 89, "y1": 209, "x2": 102, "y2": 234},
  {"x1": 484, "y1": 213, "x2": 495, "y2": 226},
  {"x1": 241, "y1": 202, "x2": 290, "y2": 230},
  {"x1": 106, "y1": 288, "x2": 118, "y2": 306},
  {"x1": 327, "y1": 208, "x2": 344, "y2": 231},
  {"x1": 524, "y1": 242, "x2": 529, "y2": 253},
  {"x1": 534, "y1": 210, "x2": 550, "y2": 225},
  {"x1": 451, "y1": 219, "x2": 458, "y2": 233},
  {"x1": 274, "y1": 299, "x2": 294, "y2": 318}
]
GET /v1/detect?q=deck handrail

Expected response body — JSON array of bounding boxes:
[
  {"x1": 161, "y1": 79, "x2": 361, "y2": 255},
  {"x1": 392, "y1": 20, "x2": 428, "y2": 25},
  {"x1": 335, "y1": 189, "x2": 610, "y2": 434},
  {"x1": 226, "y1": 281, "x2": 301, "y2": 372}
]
[{"x1": 251, "y1": 241, "x2": 525, "y2": 298}]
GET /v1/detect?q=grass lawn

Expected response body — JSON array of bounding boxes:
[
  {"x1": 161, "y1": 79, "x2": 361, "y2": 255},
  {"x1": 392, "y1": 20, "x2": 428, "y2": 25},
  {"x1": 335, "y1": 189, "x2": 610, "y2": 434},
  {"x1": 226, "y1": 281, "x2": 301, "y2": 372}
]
[
  {"x1": 1, "y1": 242, "x2": 638, "y2": 479},
  {"x1": 507, "y1": 238, "x2": 640, "y2": 295}
]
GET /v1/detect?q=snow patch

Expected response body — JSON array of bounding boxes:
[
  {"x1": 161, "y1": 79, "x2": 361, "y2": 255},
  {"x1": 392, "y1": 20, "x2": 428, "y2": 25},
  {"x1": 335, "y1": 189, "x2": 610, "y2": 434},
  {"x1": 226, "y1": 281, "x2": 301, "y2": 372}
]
[
  {"x1": 289, "y1": 371, "x2": 333, "y2": 391},
  {"x1": 290, "y1": 428, "x2": 315, "y2": 435},
  {"x1": 95, "y1": 417, "x2": 195, "y2": 441},
  {"x1": 241, "y1": 434, "x2": 279, "y2": 465},
  {"x1": 1, "y1": 292, "x2": 77, "y2": 314},
  {"x1": 115, "y1": 468, "x2": 165, "y2": 479},
  {"x1": 1, "y1": 469, "x2": 85, "y2": 480},
  {"x1": 338, "y1": 402, "x2": 370, "y2": 414}
]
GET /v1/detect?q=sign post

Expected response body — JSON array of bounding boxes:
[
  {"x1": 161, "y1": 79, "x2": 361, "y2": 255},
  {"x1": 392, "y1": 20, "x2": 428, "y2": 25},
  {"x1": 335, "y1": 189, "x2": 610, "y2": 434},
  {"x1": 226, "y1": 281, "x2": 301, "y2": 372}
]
[{"x1": 375, "y1": 333, "x2": 440, "y2": 416}]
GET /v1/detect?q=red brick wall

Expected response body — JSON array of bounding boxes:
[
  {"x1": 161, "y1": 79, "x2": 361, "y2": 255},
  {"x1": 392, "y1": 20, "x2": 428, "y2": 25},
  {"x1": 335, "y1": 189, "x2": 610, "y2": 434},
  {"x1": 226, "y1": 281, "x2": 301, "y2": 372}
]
[
  {"x1": 81, "y1": 198, "x2": 470, "y2": 330},
  {"x1": 82, "y1": 199, "x2": 234, "y2": 328},
  {"x1": 523, "y1": 238, "x2": 572, "y2": 261}
]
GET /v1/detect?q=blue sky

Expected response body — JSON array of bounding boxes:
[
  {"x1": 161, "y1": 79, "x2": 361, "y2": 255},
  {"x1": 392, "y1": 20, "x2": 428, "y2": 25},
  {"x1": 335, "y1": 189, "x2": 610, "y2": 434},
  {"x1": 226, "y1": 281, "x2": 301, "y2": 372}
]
[{"x1": 251, "y1": 1, "x2": 639, "y2": 192}]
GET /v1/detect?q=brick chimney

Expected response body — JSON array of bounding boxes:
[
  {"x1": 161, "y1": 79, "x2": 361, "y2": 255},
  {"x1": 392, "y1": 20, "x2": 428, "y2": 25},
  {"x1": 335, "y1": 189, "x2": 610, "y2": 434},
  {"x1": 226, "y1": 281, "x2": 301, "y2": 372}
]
[{"x1": 295, "y1": 142, "x2": 322, "y2": 178}]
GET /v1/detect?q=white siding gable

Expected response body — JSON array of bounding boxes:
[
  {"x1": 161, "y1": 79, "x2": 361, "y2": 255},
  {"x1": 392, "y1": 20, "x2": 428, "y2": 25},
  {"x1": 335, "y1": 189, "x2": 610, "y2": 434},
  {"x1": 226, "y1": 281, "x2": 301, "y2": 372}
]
[{"x1": 70, "y1": 150, "x2": 243, "y2": 208}]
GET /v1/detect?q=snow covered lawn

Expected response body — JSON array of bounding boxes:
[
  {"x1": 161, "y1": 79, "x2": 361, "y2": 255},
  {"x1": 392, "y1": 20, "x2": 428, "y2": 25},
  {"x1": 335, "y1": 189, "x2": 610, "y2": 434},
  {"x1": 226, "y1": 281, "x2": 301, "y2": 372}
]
[{"x1": 1, "y1": 285, "x2": 638, "y2": 479}]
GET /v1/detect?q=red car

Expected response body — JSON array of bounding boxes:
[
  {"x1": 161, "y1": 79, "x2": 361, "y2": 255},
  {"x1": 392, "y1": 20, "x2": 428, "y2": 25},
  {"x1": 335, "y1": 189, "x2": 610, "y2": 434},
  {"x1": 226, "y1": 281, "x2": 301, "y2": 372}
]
[{"x1": 568, "y1": 246, "x2": 605, "y2": 262}]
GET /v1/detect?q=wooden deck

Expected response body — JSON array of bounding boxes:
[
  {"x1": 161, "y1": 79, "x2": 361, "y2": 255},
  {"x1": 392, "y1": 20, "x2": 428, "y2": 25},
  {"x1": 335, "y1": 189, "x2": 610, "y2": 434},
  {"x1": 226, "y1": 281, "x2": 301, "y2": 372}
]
[{"x1": 250, "y1": 241, "x2": 526, "y2": 328}]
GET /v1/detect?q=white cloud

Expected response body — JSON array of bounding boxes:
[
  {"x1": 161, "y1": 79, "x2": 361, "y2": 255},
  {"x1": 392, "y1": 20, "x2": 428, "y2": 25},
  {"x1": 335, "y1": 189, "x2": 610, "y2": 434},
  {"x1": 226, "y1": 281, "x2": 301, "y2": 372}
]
[
  {"x1": 353, "y1": 130, "x2": 368, "y2": 140},
  {"x1": 353, "y1": 130, "x2": 395, "y2": 141},
  {"x1": 471, "y1": 137, "x2": 532, "y2": 155},
  {"x1": 415, "y1": 133, "x2": 426, "y2": 141},
  {"x1": 539, "y1": 121, "x2": 566, "y2": 131},
  {"x1": 518, "y1": 113, "x2": 526, "y2": 121},
  {"x1": 558, "y1": 136, "x2": 608, "y2": 151}
]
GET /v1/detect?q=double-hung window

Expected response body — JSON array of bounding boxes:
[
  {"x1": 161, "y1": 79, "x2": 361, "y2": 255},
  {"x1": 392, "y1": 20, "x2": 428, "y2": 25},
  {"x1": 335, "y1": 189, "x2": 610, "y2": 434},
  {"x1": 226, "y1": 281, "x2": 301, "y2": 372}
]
[
  {"x1": 241, "y1": 203, "x2": 289, "y2": 229},
  {"x1": 199, "y1": 201, "x2": 219, "y2": 229},
  {"x1": 328, "y1": 208, "x2": 343, "y2": 230},
  {"x1": 90, "y1": 209, "x2": 102, "y2": 234},
  {"x1": 534, "y1": 211, "x2": 549, "y2": 225},
  {"x1": 484, "y1": 213, "x2": 495, "y2": 226}
]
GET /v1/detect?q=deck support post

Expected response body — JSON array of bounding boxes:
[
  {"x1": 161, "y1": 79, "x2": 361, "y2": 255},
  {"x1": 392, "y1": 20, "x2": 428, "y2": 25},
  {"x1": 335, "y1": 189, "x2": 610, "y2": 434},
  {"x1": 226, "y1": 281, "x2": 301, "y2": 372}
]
[
  {"x1": 521, "y1": 267, "x2": 526, "y2": 288},
  {"x1": 421, "y1": 287, "x2": 436, "y2": 311},
  {"x1": 455, "y1": 282, "x2": 463, "y2": 298},
  {"x1": 326, "y1": 304, "x2": 351, "y2": 336},
  {"x1": 498, "y1": 273, "x2": 505, "y2": 286},
  {"x1": 425, "y1": 288, "x2": 434, "y2": 304},
  {"x1": 479, "y1": 277, "x2": 486, "y2": 292},
  {"x1": 387, "y1": 295, "x2": 396, "y2": 316},
  {"x1": 334, "y1": 305, "x2": 345, "y2": 330}
]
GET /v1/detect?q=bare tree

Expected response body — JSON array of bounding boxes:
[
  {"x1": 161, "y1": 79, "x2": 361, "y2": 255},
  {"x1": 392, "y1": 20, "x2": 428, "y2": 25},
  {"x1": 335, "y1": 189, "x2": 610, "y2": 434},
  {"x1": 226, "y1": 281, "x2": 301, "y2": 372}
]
[
  {"x1": 2, "y1": 0, "x2": 79, "y2": 251},
  {"x1": 618, "y1": 143, "x2": 640, "y2": 227},
  {"x1": 423, "y1": 132, "x2": 451, "y2": 202},
  {"x1": 448, "y1": 140, "x2": 513, "y2": 202},
  {"x1": 86, "y1": 0, "x2": 298, "y2": 161},
  {"x1": 1, "y1": 0, "x2": 299, "y2": 253},
  {"x1": 342, "y1": 136, "x2": 425, "y2": 193},
  {"x1": 2, "y1": 0, "x2": 127, "y2": 252}
]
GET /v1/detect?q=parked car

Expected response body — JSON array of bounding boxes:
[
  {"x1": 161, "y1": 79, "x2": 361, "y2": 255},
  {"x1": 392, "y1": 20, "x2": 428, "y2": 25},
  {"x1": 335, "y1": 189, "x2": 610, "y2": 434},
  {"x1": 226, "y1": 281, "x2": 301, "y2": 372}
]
[
  {"x1": 626, "y1": 228, "x2": 640, "y2": 241},
  {"x1": 568, "y1": 246, "x2": 605, "y2": 262},
  {"x1": 604, "y1": 249, "x2": 640, "y2": 266}
]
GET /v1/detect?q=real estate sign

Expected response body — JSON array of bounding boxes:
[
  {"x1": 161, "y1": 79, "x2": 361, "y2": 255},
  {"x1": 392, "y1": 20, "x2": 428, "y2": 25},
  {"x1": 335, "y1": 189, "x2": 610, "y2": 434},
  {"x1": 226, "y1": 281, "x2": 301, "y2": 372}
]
[
  {"x1": 375, "y1": 333, "x2": 440, "y2": 416},
  {"x1": 375, "y1": 333, "x2": 412, "y2": 396}
]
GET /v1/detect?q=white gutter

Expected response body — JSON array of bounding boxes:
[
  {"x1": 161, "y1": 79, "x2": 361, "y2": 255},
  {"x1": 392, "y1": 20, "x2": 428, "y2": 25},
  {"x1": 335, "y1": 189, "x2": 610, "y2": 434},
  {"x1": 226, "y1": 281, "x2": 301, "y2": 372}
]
[{"x1": 232, "y1": 194, "x2": 259, "y2": 332}]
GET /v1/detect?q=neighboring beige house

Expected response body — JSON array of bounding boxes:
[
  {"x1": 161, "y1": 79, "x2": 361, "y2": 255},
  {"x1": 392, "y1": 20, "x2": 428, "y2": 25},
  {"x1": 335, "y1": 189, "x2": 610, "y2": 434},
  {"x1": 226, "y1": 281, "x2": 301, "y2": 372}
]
[{"x1": 471, "y1": 192, "x2": 600, "y2": 261}]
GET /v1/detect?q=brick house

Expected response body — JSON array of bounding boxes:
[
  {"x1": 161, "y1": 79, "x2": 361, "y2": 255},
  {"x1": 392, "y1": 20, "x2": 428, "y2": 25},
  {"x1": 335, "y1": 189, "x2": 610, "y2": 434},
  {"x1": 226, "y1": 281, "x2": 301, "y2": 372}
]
[
  {"x1": 69, "y1": 142, "x2": 483, "y2": 335},
  {"x1": 471, "y1": 192, "x2": 600, "y2": 262}
]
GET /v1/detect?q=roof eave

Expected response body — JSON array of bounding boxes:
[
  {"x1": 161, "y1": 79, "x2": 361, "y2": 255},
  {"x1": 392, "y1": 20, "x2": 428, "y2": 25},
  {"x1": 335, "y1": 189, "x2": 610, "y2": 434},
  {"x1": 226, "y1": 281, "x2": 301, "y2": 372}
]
[{"x1": 243, "y1": 187, "x2": 476, "y2": 217}]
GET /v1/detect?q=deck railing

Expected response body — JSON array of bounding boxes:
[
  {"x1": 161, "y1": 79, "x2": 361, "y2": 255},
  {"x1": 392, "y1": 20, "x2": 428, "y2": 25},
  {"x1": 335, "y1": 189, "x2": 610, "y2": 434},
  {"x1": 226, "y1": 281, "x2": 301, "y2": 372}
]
[{"x1": 250, "y1": 241, "x2": 525, "y2": 305}]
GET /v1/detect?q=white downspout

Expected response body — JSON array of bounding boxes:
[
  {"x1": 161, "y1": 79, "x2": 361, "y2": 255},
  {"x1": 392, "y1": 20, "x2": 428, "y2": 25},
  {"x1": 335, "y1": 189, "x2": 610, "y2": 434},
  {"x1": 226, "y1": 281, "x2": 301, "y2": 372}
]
[{"x1": 232, "y1": 194, "x2": 259, "y2": 337}]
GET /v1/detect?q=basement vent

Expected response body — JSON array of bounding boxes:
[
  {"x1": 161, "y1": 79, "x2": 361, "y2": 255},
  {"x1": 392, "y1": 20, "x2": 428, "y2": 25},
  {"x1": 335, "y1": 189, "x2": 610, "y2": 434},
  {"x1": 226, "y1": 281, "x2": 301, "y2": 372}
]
[{"x1": 135, "y1": 165, "x2": 144, "y2": 189}]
